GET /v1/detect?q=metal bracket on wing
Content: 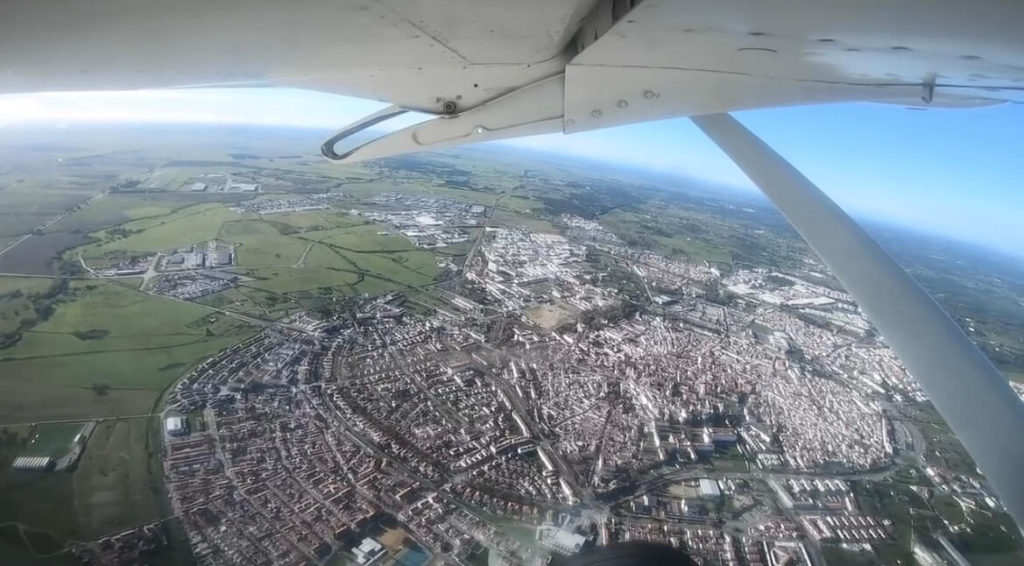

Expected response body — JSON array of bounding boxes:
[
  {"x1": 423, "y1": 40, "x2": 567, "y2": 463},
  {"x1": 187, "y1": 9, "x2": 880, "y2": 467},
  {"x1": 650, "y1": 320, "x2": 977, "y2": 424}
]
[{"x1": 322, "y1": 74, "x2": 565, "y2": 163}]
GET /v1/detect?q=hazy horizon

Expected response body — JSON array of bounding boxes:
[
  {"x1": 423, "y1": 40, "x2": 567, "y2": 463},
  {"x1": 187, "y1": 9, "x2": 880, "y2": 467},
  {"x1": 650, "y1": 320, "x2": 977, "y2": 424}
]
[{"x1": 1, "y1": 88, "x2": 1021, "y2": 258}]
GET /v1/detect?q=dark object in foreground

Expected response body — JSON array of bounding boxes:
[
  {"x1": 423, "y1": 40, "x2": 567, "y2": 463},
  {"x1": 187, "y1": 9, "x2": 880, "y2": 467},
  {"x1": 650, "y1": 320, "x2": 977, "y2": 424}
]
[{"x1": 561, "y1": 543, "x2": 696, "y2": 566}]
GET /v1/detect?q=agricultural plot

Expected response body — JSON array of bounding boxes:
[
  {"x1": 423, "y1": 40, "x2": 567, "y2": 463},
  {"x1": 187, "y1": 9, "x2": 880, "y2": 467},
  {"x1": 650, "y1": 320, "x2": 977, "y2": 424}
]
[
  {"x1": 0, "y1": 232, "x2": 91, "y2": 275},
  {"x1": 44, "y1": 194, "x2": 195, "y2": 234},
  {"x1": 0, "y1": 187, "x2": 94, "y2": 238}
]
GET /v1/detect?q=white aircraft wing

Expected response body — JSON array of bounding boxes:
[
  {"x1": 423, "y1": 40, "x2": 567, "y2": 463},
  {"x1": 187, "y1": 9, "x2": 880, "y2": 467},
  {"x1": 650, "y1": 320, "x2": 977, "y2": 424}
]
[
  {"x1": 3, "y1": 0, "x2": 1023, "y2": 142},
  {"x1": 4, "y1": 0, "x2": 1024, "y2": 532}
]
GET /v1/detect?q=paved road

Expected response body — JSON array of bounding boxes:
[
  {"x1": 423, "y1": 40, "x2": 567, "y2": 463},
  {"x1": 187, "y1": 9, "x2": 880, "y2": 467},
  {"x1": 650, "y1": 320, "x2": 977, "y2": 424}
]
[
  {"x1": 459, "y1": 192, "x2": 507, "y2": 276},
  {"x1": 0, "y1": 413, "x2": 152, "y2": 428}
]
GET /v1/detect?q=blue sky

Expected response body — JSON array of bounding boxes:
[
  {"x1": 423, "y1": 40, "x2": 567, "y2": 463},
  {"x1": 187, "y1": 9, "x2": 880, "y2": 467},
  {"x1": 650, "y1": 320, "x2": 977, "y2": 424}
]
[{"x1": 0, "y1": 88, "x2": 1020, "y2": 256}]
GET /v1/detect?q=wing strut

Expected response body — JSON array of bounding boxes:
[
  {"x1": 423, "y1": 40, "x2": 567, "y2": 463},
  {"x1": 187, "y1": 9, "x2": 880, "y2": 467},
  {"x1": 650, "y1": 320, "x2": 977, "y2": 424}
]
[{"x1": 692, "y1": 113, "x2": 1024, "y2": 531}]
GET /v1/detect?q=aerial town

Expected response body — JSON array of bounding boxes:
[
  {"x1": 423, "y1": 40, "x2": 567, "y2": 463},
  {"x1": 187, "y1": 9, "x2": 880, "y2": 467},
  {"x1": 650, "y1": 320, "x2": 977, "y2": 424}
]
[{"x1": 111, "y1": 197, "x2": 998, "y2": 566}]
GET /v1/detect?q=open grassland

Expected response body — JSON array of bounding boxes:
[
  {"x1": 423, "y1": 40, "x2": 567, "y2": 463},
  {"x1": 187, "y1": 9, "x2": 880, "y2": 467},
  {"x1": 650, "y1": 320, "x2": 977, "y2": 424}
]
[
  {"x1": 79, "y1": 204, "x2": 240, "y2": 260},
  {"x1": 0, "y1": 371, "x2": 156, "y2": 424},
  {"x1": 0, "y1": 425, "x2": 78, "y2": 548},
  {"x1": 262, "y1": 210, "x2": 340, "y2": 229},
  {"x1": 195, "y1": 286, "x2": 298, "y2": 320},
  {"x1": 600, "y1": 209, "x2": 735, "y2": 267},
  {"x1": 242, "y1": 265, "x2": 362, "y2": 294},
  {"x1": 0, "y1": 276, "x2": 54, "y2": 296},
  {"x1": 10, "y1": 282, "x2": 246, "y2": 362},
  {"x1": 0, "y1": 187, "x2": 95, "y2": 238},
  {"x1": 0, "y1": 281, "x2": 256, "y2": 422},
  {"x1": 311, "y1": 223, "x2": 420, "y2": 252},
  {"x1": 0, "y1": 232, "x2": 91, "y2": 275},
  {"x1": 43, "y1": 194, "x2": 197, "y2": 235},
  {"x1": 58, "y1": 199, "x2": 445, "y2": 316},
  {"x1": 329, "y1": 246, "x2": 440, "y2": 286},
  {"x1": 220, "y1": 219, "x2": 310, "y2": 266},
  {"x1": 73, "y1": 418, "x2": 165, "y2": 539},
  {"x1": 0, "y1": 277, "x2": 56, "y2": 333},
  {"x1": 0, "y1": 416, "x2": 166, "y2": 557}
]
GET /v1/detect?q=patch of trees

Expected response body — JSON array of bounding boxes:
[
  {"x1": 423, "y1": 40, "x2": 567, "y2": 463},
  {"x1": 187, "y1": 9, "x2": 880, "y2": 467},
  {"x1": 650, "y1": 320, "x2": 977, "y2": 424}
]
[
  {"x1": 579, "y1": 300, "x2": 642, "y2": 330},
  {"x1": 0, "y1": 289, "x2": 23, "y2": 300},
  {"x1": 106, "y1": 226, "x2": 142, "y2": 239},
  {"x1": 0, "y1": 278, "x2": 69, "y2": 349},
  {"x1": 110, "y1": 178, "x2": 142, "y2": 192},
  {"x1": 57, "y1": 258, "x2": 84, "y2": 276},
  {"x1": 72, "y1": 328, "x2": 110, "y2": 340}
]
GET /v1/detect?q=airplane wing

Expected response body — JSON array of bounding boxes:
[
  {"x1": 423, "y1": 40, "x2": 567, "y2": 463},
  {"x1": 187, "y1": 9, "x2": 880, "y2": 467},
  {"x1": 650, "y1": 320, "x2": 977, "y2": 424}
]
[
  {"x1": 4, "y1": 0, "x2": 1024, "y2": 531},
  {"x1": 3, "y1": 0, "x2": 1023, "y2": 151}
]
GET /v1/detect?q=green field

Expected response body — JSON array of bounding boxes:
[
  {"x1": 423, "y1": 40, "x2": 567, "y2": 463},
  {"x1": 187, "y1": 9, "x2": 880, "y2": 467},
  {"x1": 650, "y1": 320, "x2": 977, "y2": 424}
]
[
  {"x1": 313, "y1": 224, "x2": 421, "y2": 252},
  {"x1": 0, "y1": 277, "x2": 54, "y2": 296},
  {"x1": 74, "y1": 418, "x2": 165, "y2": 538},
  {"x1": 0, "y1": 281, "x2": 256, "y2": 422},
  {"x1": 195, "y1": 286, "x2": 298, "y2": 319},
  {"x1": 215, "y1": 216, "x2": 443, "y2": 295},
  {"x1": 79, "y1": 204, "x2": 240, "y2": 260},
  {"x1": 600, "y1": 209, "x2": 735, "y2": 267},
  {"x1": 0, "y1": 417, "x2": 166, "y2": 557},
  {"x1": 241, "y1": 265, "x2": 362, "y2": 294},
  {"x1": 0, "y1": 277, "x2": 56, "y2": 334},
  {"x1": 70, "y1": 201, "x2": 442, "y2": 298},
  {"x1": 220, "y1": 219, "x2": 309, "y2": 266},
  {"x1": 0, "y1": 187, "x2": 94, "y2": 238},
  {"x1": 263, "y1": 210, "x2": 340, "y2": 229},
  {"x1": 44, "y1": 194, "x2": 185, "y2": 235}
]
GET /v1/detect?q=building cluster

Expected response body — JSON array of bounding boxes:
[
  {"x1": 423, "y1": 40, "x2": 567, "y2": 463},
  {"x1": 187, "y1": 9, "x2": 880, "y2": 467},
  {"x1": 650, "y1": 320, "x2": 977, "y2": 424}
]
[
  {"x1": 95, "y1": 256, "x2": 152, "y2": 277},
  {"x1": 156, "y1": 200, "x2": 951, "y2": 565},
  {"x1": 598, "y1": 242, "x2": 722, "y2": 291},
  {"x1": 186, "y1": 173, "x2": 260, "y2": 193},
  {"x1": 162, "y1": 305, "x2": 562, "y2": 565},
  {"x1": 1011, "y1": 381, "x2": 1024, "y2": 403},
  {"x1": 468, "y1": 227, "x2": 614, "y2": 316},
  {"x1": 143, "y1": 241, "x2": 240, "y2": 299},
  {"x1": 356, "y1": 192, "x2": 483, "y2": 248},
  {"x1": 800, "y1": 514, "x2": 893, "y2": 543},
  {"x1": 230, "y1": 193, "x2": 344, "y2": 215},
  {"x1": 778, "y1": 478, "x2": 854, "y2": 511},
  {"x1": 162, "y1": 241, "x2": 234, "y2": 271},
  {"x1": 558, "y1": 214, "x2": 623, "y2": 245},
  {"x1": 152, "y1": 270, "x2": 240, "y2": 300},
  {"x1": 70, "y1": 521, "x2": 173, "y2": 566}
]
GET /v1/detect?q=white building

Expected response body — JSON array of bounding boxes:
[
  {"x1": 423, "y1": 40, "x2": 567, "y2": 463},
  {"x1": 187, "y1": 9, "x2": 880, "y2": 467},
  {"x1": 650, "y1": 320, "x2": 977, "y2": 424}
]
[
  {"x1": 165, "y1": 416, "x2": 187, "y2": 436},
  {"x1": 352, "y1": 538, "x2": 386, "y2": 565}
]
